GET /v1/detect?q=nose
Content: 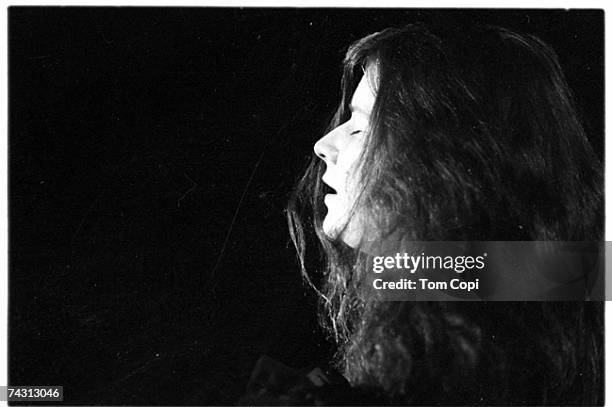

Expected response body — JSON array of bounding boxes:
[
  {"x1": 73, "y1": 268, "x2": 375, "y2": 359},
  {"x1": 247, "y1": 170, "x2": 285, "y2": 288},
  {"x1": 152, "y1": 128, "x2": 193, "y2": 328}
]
[{"x1": 313, "y1": 127, "x2": 339, "y2": 165}]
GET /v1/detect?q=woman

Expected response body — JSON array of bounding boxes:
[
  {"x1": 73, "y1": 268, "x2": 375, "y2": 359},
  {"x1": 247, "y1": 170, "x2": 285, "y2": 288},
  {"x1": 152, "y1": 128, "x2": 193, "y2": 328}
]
[{"x1": 246, "y1": 23, "x2": 603, "y2": 405}]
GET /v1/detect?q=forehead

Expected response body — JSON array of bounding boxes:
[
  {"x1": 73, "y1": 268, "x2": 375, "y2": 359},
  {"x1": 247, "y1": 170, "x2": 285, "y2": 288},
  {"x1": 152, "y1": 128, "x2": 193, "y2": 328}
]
[{"x1": 350, "y1": 71, "x2": 377, "y2": 117}]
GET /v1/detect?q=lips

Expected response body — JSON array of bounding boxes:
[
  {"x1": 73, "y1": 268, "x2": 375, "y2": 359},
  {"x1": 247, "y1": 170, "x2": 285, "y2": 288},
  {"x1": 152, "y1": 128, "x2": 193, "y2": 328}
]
[{"x1": 321, "y1": 175, "x2": 338, "y2": 195}]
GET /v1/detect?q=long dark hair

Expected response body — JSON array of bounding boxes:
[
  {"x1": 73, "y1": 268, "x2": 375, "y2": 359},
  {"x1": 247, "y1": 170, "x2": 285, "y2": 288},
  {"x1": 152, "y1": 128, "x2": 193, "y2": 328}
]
[{"x1": 287, "y1": 24, "x2": 603, "y2": 405}]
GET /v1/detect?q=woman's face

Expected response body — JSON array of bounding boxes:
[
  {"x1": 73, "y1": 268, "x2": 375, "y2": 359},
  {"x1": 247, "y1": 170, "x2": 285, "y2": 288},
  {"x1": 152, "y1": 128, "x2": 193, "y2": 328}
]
[{"x1": 313, "y1": 72, "x2": 377, "y2": 247}]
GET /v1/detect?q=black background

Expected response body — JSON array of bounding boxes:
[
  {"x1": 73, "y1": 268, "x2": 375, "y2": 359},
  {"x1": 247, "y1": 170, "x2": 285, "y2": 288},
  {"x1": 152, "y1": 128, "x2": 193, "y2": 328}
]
[{"x1": 9, "y1": 8, "x2": 603, "y2": 405}]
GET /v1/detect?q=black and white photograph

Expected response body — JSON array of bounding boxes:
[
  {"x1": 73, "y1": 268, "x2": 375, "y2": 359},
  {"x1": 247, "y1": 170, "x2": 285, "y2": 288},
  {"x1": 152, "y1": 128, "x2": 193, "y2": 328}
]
[{"x1": 5, "y1": 6, "x2": 606, "y2": 406}]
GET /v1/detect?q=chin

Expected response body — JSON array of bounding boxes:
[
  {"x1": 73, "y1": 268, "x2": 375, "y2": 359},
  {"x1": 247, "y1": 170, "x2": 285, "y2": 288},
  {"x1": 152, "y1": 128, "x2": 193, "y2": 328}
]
[
  {"x1": 321, "y1": 219, "x2": 340, "y2": 240},
  {"x1": 322, "y1": 217, "x2": 362, "y2": 248}
]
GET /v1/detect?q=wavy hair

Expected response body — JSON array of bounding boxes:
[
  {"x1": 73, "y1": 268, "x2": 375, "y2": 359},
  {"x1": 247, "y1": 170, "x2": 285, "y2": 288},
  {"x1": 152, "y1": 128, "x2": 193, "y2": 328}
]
[{"x1": 287, "y1": 24, "x2": 603, "y2": 405}]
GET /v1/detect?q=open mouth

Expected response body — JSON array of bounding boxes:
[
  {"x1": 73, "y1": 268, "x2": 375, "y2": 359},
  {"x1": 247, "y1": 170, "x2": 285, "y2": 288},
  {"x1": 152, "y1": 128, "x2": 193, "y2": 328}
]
[{"x1": 322, "y1": 183, "x2": 337, "y2": 195}]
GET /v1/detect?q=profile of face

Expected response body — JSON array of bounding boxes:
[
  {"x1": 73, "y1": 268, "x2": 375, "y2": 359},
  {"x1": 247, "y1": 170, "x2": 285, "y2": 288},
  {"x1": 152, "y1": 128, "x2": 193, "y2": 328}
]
[{"x1": 313, "y1": 70, "x2": 377, "y2": 247}]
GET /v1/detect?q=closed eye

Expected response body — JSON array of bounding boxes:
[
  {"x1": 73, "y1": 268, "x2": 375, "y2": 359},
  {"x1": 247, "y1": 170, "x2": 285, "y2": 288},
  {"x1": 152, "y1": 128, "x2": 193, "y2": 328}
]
[{"x1": 350, "y1": 130, "x2": 363, "y2": 135}]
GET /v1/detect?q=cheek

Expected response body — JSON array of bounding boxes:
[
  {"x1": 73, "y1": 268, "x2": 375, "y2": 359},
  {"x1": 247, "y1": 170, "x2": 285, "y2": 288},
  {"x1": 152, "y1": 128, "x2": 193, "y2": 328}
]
[
  {"x1": 337, "y1": 136, "x2": 367, "y2": 196},
  {"x1": 322, "y1": 133, "x2": 375, "y2": 246}
]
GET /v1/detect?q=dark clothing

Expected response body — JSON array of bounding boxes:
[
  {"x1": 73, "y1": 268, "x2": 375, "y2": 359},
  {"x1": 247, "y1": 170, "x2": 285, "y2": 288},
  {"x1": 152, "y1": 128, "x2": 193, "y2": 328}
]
[{"x1": 238, "y1": 356, "x2": 384, "y2": 406}]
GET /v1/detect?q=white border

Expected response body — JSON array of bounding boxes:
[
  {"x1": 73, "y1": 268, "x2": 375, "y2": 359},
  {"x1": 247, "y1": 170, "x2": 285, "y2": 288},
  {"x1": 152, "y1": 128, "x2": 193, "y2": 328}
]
[
  {"x1": 605, "y1": 5, "x2": 611, "y2": 407},
  {"x1": 0, "y1": 0, "x2": 610, "y2": 6},
  {"x1": 0, "y1": 3, "x2": 609, "y2": 407},
  {"x1": 1, "y1": 4, "x2": 7, "y2": 407},
  {"x1": 605, "y1": 4, "x2": 610, "y2": 403}
]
